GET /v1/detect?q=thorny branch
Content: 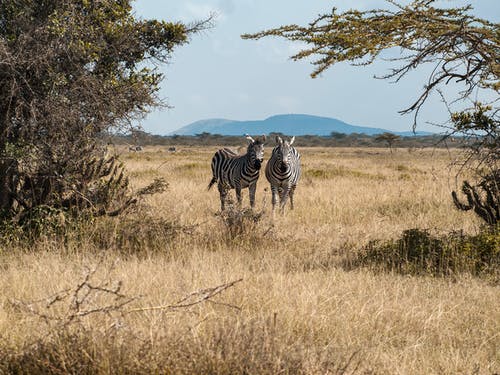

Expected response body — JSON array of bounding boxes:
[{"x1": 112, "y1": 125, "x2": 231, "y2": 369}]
[
  {"x1": 126, "y1": 278, "x2": 244, "y2": 313},
  {"x1": 11, "y1": 261, "x2": 243, "y2": 332},
  {"x1": 10, "y1": 259, "x2": 139, "y2": 328}
]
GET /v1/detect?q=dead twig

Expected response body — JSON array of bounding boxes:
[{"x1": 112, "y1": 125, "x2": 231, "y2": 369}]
[
  {"x1": 126, "y1": 278, "x2": 243, "y2": 314},
  {"x1": 10, "y1": 258, "x2": 140, "y2": 328}
]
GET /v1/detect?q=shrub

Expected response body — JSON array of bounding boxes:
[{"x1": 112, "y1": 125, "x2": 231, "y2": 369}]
[
  {"x1": 216, "y1": 202, "x2": 266, "y2": 240},
  {"x1": 0, "y1": 178, "x2": 171, "y2": 253},
  {"x1": 89, "y1": 213, "x2": 191, "y2": 254},
  {"x1": 353, "y1": 228, "x2": 499, "y2": 278},
  {"x1": 0, "y1": 0, "x2": 208, "y2": 228}
]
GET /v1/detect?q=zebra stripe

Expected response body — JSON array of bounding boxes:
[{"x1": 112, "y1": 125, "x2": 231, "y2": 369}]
[
  {"x1": 265, "y1": 136, "x2": 301, "y2": 213},
  {"x1": 208, "y1": 135, "x2": 266, "y2": 210}
]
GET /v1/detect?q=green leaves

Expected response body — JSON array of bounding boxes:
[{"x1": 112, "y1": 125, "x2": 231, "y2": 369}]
[
  {"x1": 451, "y1": 104, "x2": 496, "y2": 133},
  {"x1": 242, "y1": 0, "x2": 499, "y2": 172},
  {"x1": 242, "y1": 0, "x2": 499, "y2": 111},
  {"x1": 0, "y1": 0, "x2": 211, "y2": 223}
]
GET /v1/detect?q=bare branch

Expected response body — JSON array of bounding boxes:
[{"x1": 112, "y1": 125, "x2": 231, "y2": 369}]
[{"x1": 126, "y1": 278, "x2": 244, "y2": 313}]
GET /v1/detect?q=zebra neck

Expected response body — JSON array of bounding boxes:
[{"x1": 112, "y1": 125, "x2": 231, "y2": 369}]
[{"x1": 244, "y1": 155, "x2": 259, "y2": 172}]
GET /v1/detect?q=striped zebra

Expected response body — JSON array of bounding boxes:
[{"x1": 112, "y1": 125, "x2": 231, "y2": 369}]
[
  {"x1": 265, "y1": 136, "x2": 301, "y2": 213},
  {"x1": 208, "y1": 134, "x2": 266, "y2": 211}
]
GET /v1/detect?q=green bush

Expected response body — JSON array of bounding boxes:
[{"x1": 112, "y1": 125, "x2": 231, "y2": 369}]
[
  {"x1": 355, "y1": 228, "x2": 499, "y2": 277},
  {"x1": 0, "y1": 210, "x2": 187, "y2": 255},
  {"x1": 0, "y1": 207, "x2": 88, "y2": 248}
]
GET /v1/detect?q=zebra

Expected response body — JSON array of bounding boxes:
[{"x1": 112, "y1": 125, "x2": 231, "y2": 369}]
[
  {"x1": 265, "y1": 135, "x2": 301, "y2": 213},
  {"x1": 208, "y1": 134, "x2": 266, "y2": 211}
]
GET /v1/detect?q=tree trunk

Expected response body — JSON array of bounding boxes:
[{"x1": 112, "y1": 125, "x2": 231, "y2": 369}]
[{"x1": 0, "y1": 158, "x2": 18, "y2": 212}]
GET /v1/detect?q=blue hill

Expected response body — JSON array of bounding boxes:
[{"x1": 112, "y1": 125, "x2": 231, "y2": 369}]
[{"x1": 169, "y1": 114, "x2": 432, "y2": 136}]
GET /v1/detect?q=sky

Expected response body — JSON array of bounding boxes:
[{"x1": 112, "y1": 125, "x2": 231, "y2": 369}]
[{"x1": 132, "y1": 0, "x2": 500, "y2": 135}]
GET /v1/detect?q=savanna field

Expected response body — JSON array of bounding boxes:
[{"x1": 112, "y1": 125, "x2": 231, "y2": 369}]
[{"x1": 0, "y1": 145, "x2": 498, "y2": 374}]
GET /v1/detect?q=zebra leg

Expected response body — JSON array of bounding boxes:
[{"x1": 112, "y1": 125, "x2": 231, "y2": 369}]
[
  {"x1": 270, "y1": 186, "x2": 278, "y2": 212},
  {"x1": 289, "y1": 185, "x2": 296, "y2": 210},
  {"x1": 218, "y1": 184, "x2": 227, "y2": 211},
  {"x1": 279, "y1": 186, "x2": 290, "y2": 214},
  {"x1": 235, "y1": 185, "x2": 242, "y2": 207},
  {"x1": 249, "y1": 183, "x2": 257, "y2": 209}
]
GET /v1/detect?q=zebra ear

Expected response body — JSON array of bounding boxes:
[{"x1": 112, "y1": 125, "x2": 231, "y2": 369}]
[
  {"x1": 261, "y1": 134, "x2": 266, "y2": 143},
  {"x1": 245, "y1": 134, "x2": 255, "y2": 143},
  {"x1": 290, "y1": 136, "x2": 295, "y2": 145},
  {"x1": 276, "y1": 136, "x2": 282, "y2": 145}
]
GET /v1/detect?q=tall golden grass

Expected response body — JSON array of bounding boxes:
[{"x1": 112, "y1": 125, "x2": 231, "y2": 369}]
[{"x1": 0, "y1": 146, "x2": 498, "y2": 374}]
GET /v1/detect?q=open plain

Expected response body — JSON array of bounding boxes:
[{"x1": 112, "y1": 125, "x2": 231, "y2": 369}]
[{"x1": 0, "y1": 145, "x2": 498, "y2": 374}]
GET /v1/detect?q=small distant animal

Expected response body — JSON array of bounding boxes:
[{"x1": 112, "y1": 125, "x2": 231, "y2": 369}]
[
  {"x1": 129, "y1": 145, "x2": 143, "y2": 152},
  {"x1": 208, "y1": 134, "x2": 266, "y2": 211},
  {"x1": 168, "y1": 146, "x2": 177, "y2": 152},
  {"x1": 265, "y1": 136, "x2": 301, "y2": 213}
]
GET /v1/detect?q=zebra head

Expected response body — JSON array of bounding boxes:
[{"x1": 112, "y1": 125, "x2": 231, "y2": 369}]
[
  {"x1": 245, "y1": 134, "x2": 266, "y2": 169},
  {"x1": 275, "y1": 136, "x2": 295, "y2": 169}
]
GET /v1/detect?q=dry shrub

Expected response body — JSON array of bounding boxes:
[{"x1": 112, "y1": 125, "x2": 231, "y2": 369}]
[
  {"x1": 89, "y1": 213, "x2": 192, "y2": 254},
  {"x1": 215, "y1": 197, "x2": 269, "y2": 242},
  {"x1": 4, "y1": 264, "x2": 291, "y2": 375},
  {"x1": 0, "y1": 177, "x2": 183, "y2": 254},
  {"x1": 8, "y1": 259, "x2": 138, "y2": 331},
  {"x1": 351, "y1": 228, "x2": 499, "y2": 278},
  {"x1": 0, "y1": 210, "x2": 187, "y2": 255},
  {"x1": 1, "y1": 257, "x2": 364, "y2": 374},
  {"x1": 0, "y1": 318, "x2": 363, "y2": 375},
  {"x1": 2, "y1": 260, "x2": 140, "y2": 374}
]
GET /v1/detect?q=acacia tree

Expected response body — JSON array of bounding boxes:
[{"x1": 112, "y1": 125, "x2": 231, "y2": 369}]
[
  {"x1": 243, "y1": 0, "x2": 499, "y2": 226},
  {"x1": 242, "y1": 1, "x2": 498, "y2": 165},
  {"x1": 0, "y1": 0, "x2": 209, "y2": 223},
  {"x1": 375, "y1": 132, "x2": 400, "y2": 152}
]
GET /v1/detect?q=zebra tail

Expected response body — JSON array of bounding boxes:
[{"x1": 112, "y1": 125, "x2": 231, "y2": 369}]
[{"x1": 208, "y1": 177, "x2": 217, "y2": 190}]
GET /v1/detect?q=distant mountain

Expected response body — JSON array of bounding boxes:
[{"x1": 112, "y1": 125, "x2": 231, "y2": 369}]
[{"x1": 169, "y1": 114, "x2": 432, "y2": 136}]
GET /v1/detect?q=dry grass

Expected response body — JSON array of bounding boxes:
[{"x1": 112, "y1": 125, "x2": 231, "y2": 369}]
[{"x1": 0, "y1": 146, "x2": 498, "y2": 374}]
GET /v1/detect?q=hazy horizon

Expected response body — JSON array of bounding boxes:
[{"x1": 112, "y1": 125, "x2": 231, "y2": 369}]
[{"x1": 166, "y1": 113, "x2": 437, "y2": 136}]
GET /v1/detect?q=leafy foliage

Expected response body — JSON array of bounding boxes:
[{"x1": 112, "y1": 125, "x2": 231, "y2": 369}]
[
  {"x1": 356, "y1": 228, "x2": 499, "y2": 277},
  {"x1": 242, "y1": 0, "x2": 499, "y2": 115},
  {"x1": 243, "y1": 1, "x2": 499, "y2": 164},
  {"x1": 450, "y1": 103, "x2": 499, "y2": 172},
  {"x1": 0, "y1": 0, "x2": 209, "y2": 226}
]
